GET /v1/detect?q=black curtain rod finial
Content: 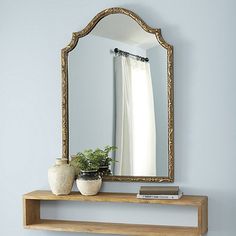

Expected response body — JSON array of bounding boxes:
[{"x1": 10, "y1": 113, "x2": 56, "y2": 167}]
[{"x1": 114, "y1": 48, "x2": 149, "y2": 62}]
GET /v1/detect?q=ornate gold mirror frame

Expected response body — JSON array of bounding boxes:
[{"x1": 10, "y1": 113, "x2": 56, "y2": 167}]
[{"x1": 61, "y1": 7, "x2": 174, "y2": 182}]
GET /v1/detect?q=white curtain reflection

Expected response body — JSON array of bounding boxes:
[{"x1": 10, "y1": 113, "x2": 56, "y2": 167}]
[{"x1": 114, "y1": 56, "x2": 156, "y2": 176}]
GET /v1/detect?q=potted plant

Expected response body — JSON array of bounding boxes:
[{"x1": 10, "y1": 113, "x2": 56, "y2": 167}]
[
  {"x1": 93, "y1": 146, "x2": 117, "y2": 177},
  {"x1": 70, "y1": 146, "x2": 117, "y2": 195},
  {"x1": 71, "y1": 146, "x2": 117, "y2": 177},
  {"x1": 71, "y1": 149, "x2": 101, "y2": 195}
]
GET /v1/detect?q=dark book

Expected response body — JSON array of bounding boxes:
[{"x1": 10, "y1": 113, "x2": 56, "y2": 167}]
[{"x1": 139, "y1": 186, "x2": 179, "y2": 195}]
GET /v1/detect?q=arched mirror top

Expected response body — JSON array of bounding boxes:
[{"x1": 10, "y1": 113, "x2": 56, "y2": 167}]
[{"x1": 61, "y1": 7, "x2": 172, "y2": 53}]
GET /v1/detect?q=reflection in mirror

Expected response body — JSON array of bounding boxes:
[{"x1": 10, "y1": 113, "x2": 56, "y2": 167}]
[
  {"x1": 114, "y1": 54, "x2": 156, "y2": 176},
  {"x1": 66, "y1": 11, "x2": 173, "y2": 181},
  {"x1": 68, "y1": 15, "x2": 168, "y2": 176}
]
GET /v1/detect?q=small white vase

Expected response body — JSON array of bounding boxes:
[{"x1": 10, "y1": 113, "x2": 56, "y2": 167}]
[
  {"x1": 48, "y1": 158, "x2": 75, "y2": 195},
  {"x1": 76, "y1": 170, "x2": 102, "y2": 196}
]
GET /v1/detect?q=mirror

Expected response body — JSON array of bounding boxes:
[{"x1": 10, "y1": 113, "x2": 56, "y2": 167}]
[{"x1": 61, "y1": 8, "x2": 174, "y2": 182}]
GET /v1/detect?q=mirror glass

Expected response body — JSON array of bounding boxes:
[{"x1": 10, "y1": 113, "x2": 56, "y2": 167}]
[{"x1": 68, "y1": 14, "x2": 169, "y2": 178}]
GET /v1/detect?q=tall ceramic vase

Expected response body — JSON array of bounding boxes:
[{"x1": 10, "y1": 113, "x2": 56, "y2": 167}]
[{"x1": 48, "y1": 158, "x2": 75, "y2": 195}]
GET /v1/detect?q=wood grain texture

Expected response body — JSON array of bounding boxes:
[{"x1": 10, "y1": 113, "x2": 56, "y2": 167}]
[
  {"x1": 24, "y1": 190, "x2": 207, "y2": 206},
  {"x1": 23, "y1": 199, "x2": 40, "y2": 226},
  {"x1": 24, "y1": 220, "x2": 200, "y2": 236},
  {"x1": 23, "y1": 190, "x2": 208, "y2": 235},
  {"x1": 198, "y1": 197, "x2": 208, "y2": 234}
]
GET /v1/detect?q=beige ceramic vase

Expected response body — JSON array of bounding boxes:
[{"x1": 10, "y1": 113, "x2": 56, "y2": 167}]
[{"x1": 48, "y1": 158, "x2": 75, "y2": 195}]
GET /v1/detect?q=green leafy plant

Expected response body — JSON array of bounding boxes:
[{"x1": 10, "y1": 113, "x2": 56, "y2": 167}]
[
  {"x1": 70, "y1": 146, "x2": 117, "y2": 172},
  {"x1": 93, "y1": 145, "x2": 117, "y2": 166}
]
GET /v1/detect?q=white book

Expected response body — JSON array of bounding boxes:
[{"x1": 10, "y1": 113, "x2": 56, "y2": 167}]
[{"x1": 137, "y1": 191, "x2": 183, "y2": 200}]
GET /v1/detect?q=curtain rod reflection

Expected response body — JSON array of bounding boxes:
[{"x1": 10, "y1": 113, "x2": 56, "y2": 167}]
[{"x1": 114, "y1": 48, "x2": 149, "y2": 62}]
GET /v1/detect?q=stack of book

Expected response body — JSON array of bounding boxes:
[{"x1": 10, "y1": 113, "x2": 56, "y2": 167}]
[{"x1": 137, "y1": 186, "x2": 183, "y2": 200}]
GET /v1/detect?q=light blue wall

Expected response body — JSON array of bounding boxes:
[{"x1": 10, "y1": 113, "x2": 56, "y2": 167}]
[{"x1": 1, "y1": 0, "x2": 236, "y2": 235}]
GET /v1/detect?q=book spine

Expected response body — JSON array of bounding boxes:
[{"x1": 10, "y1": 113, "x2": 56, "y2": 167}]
[
  {"x1": 137, "y1": 193, "x2": 182, "y2": 200},
  {"x1": 139, "y1": 191, "x2": 179, "y2": 195}
]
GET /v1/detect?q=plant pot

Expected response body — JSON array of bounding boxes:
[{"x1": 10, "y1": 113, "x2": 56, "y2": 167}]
[
  {"x1": 76, "y1": 170, "x2": 102, "y2": 195},
  {"x1": 48, "y1": 158, "x2": 75, "y2": 195},
  {"x1": 98, "y1": 165, "x2": 111, "y2": 177}
]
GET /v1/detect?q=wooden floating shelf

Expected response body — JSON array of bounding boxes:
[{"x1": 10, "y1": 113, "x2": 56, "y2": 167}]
[
  {"x1": 25, "y1": 219, "x2": 200, "y2": 236},
  {"x1": 23, "y1": 190, "x2": 208, "y2": 236}
]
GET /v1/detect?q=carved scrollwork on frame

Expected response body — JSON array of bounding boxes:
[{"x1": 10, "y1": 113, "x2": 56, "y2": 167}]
[{"x1": 61, "y1": 7, "x2": 174, "y2": 182}]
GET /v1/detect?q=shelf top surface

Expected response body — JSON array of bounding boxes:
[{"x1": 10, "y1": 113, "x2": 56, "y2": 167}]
[{"x1": 24, "y1": 190, "x2": 207, "y2": 206}]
